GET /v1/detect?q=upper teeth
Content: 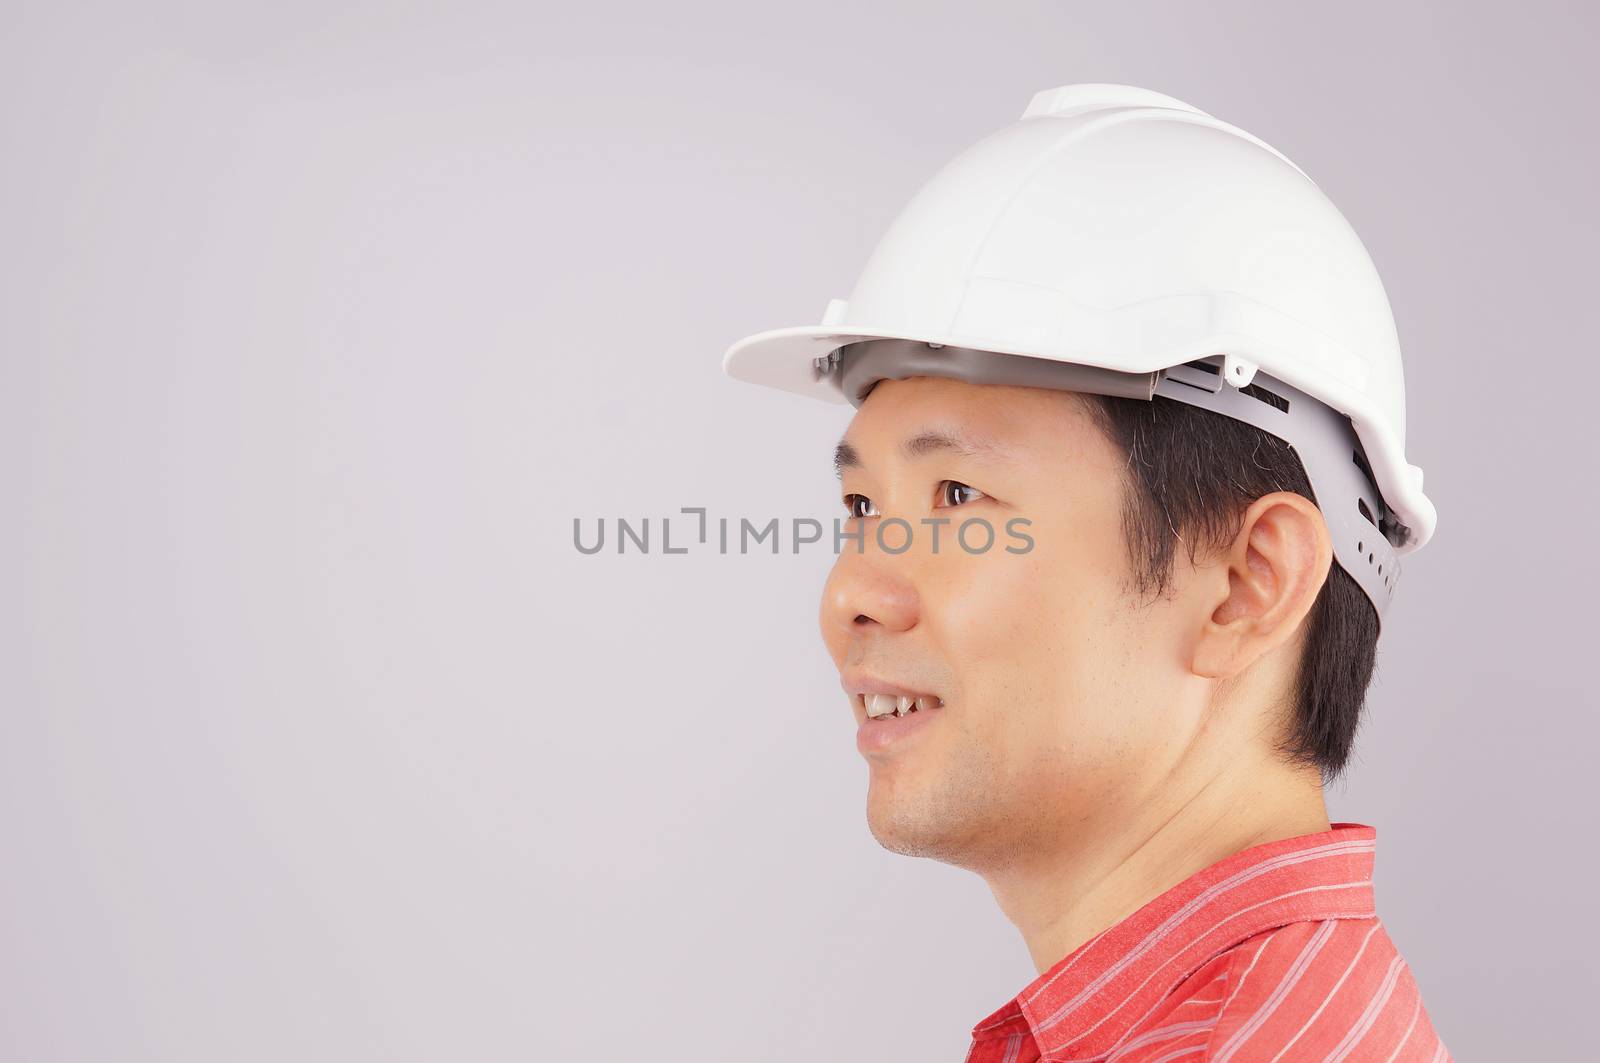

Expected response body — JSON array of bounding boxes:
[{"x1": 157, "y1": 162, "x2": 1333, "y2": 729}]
[{"x1": 863, "y1": 693, "x2": 943, "y2": 718}]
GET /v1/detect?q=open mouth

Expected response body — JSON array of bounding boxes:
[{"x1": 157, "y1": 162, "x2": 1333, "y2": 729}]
[{"x1": 860, "y1": 693, "x2": 944, "y2": 720}]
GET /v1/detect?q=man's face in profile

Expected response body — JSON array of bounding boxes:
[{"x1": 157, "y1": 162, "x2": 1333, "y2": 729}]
[{"x1": 822, "y1": 375, "x2": 1199, "y2": 873}]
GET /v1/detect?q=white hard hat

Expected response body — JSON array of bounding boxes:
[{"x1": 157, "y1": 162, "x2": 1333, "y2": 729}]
[{"x1": 723, "y1": 83, "x2": 1435, "y2": 621}]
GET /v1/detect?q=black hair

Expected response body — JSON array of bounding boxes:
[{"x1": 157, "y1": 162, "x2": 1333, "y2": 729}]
[{"x1": 1077, "y1": 392, "x2": 1378, "y2": 785}]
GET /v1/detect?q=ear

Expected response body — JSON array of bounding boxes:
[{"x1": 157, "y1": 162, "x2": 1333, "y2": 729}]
[{"x1": 1191, "y1": 491, "x2": 1334, "y2": 681}]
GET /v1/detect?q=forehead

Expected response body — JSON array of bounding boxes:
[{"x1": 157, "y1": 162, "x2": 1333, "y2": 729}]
[{"x1": 839, "y1": 375, "x2": 1106, "y2": 459}]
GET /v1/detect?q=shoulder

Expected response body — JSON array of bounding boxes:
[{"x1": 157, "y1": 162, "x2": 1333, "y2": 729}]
[{"x1": 1196, "y1": 918, "x2": 1450, "y2": 1062}]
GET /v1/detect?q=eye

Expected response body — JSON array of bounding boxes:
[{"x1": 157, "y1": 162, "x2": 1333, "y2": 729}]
[
  {"x1": 843, "y1": 493, "x2": 879, "y2": 519},
  {"x1": 937, "y1": 481, "x2": 986, "y2": 507}
]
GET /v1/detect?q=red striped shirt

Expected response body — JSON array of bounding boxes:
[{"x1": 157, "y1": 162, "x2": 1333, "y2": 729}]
[{"x1": 964, "y1": 823, "x2": 1449, "y2": 1062}]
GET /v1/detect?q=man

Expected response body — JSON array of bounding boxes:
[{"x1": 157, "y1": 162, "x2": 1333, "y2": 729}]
[{"x1": 723, "y1": 84, "x2": 1449, "y2": 1060}]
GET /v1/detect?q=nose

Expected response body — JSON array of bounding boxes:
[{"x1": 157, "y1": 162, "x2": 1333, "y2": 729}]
[{"x1": 820, "y1": 544, "x2": 921, "y2": 646}]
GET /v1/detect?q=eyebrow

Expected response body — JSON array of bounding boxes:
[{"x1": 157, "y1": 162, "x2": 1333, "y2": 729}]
[{"x1": 833, "y1": 428, "x2": 1004, "y2": 475}]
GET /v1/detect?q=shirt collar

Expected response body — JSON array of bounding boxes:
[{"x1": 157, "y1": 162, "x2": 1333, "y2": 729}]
[{"x1": 968, "y1": 822, "x2": 1379, "y2": 1058}]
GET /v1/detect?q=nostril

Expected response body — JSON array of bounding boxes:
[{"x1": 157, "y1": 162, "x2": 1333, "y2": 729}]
[{"x1": 853, "y1": 614, "x2": 873, "y2": 625}]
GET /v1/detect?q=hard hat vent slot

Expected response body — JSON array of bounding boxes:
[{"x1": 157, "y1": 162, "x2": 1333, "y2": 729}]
[
  {"x1": 1357, "y1": 498, "x2": 1377, "y2": 528},
  {"x1": 1351, "y1": 444, "x2": 1377, "y2": 488},
  {"x1": 1239, "y1": 382, "x2": 1289, "y2": 414}
]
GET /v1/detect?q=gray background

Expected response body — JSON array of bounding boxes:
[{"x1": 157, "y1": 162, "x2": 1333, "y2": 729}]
[{"x1": 4, "y1": 1, "x2": 1595, "y2": 1059}]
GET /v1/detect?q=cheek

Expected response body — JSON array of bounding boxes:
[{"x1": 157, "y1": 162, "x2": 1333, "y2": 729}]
[{"x1": 930, "y1": 512, "x2": 1145, "y2": 764}]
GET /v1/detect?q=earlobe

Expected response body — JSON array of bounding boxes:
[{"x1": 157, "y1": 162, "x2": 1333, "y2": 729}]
[{"x1": 1191, "y1": 492, "x2": 1333, "y2": 681}]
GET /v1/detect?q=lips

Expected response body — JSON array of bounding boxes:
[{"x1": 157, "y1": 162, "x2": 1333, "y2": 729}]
[{"x1": 853, "y1": 690, "x2": 943, "y2": 757}]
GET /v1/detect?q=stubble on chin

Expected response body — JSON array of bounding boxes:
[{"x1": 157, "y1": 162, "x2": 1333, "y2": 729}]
[{"x1": 863, "y1": 771, "x2": 996, "y2": 867}]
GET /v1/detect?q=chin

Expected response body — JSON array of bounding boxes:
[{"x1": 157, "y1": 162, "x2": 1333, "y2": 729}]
[
  {"x1": 868, "y1": 816, "x2": 942, "y2": 859},
  {"x1": 864, "y1": 781, "x2": 956, "y2": 861},
  {"x1": 865, "y1": 769, "x2": 1022, "y2": 872}
]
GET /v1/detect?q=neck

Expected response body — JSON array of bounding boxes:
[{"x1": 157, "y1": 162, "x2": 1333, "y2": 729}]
[{"x1": 983, "y1": 747, "x2": 1330, "y2": 975}]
